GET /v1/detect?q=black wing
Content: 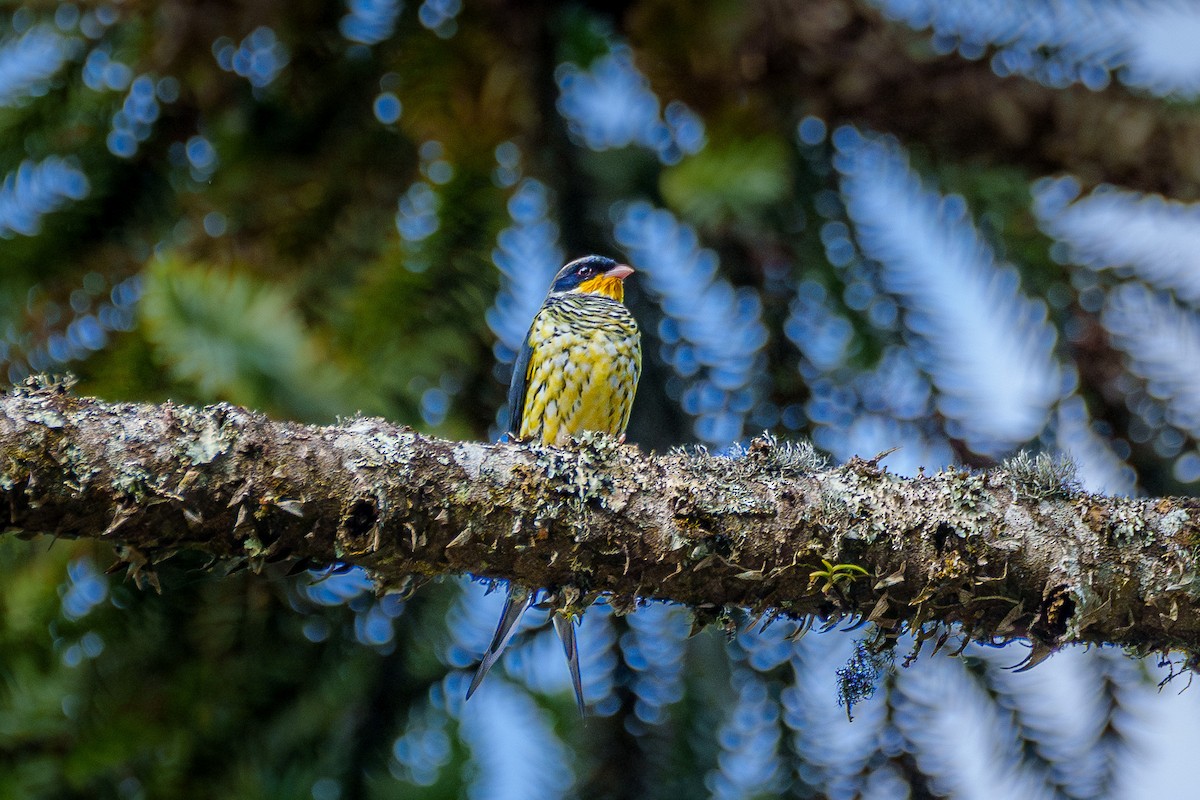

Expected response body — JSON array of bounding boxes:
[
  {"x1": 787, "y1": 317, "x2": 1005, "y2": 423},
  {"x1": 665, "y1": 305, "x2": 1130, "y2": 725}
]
[{"x1": 505, "y1": 324, "x2": 535, "y2": 439}]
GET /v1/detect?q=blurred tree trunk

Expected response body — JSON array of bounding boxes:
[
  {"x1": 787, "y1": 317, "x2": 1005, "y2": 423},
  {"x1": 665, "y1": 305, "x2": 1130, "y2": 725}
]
[
  {"x1": 3, "y1": 383, "x2": 1199, "y2": 662},
  {"x1": 618, "y1": 0, "x2": 1200, "y2": 196}
]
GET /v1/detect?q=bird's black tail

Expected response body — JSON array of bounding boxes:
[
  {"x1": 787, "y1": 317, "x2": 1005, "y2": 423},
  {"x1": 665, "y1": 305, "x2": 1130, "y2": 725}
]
[
  {"x1": 466, "y1": 584, "x2": 533, "y2": 700},
  {"x1": 552, "y1": 613, "x2": 586, "y2": 716}
]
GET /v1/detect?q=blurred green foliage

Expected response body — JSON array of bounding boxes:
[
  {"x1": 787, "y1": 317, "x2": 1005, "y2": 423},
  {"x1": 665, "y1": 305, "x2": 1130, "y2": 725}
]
[
  {"x1": 141, "y1": 256, "x2": 354, "y2": 420},
  {"x1": 661, "y1": 136, "x2": 791, "y2": 230}
]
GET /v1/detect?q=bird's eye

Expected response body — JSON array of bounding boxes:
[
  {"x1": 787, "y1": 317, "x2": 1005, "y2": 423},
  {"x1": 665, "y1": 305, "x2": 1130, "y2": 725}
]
[{"x1": 578, "y1": 267, "x2": 592, "y2": 277}]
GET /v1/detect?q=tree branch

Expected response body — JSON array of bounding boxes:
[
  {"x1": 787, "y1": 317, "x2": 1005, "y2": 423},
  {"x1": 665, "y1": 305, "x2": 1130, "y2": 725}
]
[{"x1": 4, "y1": 381, "x2": 1200, "y2": 660}]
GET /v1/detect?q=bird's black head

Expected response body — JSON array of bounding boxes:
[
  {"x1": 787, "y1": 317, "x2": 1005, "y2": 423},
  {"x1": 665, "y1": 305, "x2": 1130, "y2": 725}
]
[{"x1": 550, "y1": 255, "x2": 634, "y2": 299}]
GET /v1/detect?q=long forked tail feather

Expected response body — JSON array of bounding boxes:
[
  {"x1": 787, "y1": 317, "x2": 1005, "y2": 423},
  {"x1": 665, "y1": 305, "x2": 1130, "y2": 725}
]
[
  {"x1": 466, "y1": 584, "x2": 533, "y2": 700},
  {"x1": 552, "y1": 613, "x2": 586, "y2": 716}
]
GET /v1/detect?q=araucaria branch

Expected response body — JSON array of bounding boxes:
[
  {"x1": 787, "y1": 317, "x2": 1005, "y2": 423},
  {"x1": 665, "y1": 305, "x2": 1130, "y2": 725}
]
[{"x1": 3, "y1": 381, "x2": 1200, "y2": 661}]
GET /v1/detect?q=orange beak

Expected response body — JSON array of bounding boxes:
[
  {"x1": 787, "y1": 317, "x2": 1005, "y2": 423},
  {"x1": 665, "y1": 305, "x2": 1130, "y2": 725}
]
[{"x1": 605, "y1": 264, "x2": 634, "y2": 280}]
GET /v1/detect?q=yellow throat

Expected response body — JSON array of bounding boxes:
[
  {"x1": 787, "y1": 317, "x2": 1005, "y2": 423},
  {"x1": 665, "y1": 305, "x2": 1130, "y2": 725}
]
[{"x1": 576, "y1": 275, "x2": 625, "y2": 302}]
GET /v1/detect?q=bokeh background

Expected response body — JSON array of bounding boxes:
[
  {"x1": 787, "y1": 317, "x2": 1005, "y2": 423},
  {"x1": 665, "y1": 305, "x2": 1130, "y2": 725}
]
[{"x1": 5, "y1": 1, "x2": 1200, "y2": 797}]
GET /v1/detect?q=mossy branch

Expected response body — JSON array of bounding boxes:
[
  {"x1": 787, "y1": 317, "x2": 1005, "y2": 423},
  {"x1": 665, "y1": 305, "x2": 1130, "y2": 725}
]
[{"x1": 4, "y1": 382, "x2": 1200, "y2": 661}]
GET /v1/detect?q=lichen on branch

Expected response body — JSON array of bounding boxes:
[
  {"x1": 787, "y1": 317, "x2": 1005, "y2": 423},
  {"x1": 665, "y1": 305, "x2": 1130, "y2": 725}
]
[{"x1": 3, "y1": 379, "x2": 1200, "y2": 663}]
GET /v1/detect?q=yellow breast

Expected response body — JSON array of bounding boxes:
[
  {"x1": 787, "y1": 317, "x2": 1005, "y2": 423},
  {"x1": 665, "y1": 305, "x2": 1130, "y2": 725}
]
[{"x1": 518, "y1": 296, "x2": 641, "y2": 446}]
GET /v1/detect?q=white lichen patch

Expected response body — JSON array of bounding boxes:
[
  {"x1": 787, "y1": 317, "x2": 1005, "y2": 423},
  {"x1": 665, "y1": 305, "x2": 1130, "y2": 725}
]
[
  {"x1": 113, "y1": 462, "x2": 153, "y2": 501},
  {"x1": 184, "y1": 418, "x2": 229, "y2": 465},
  {"x1": 907, "y1": 470, "x2": 996, "y2": 548},
  {"x1": 24, "y1": 407, "x2": 65, "y2": 429},
  {"x1": 1002, "y1": 451, "x2": 1079, "y2": 501},
  {"x1": 996, "y1": 504, "x2": 1035, "y2": 552},
  {"x1": 1160, "y1": 508, "x2": 1191, "y2": 539},
  {"x1": 334, "y1": 420, "x2": 418, "y2": 477},
  {"x1": 1109, "y1": 503, "x2": 1147, "y2": 544},
  {"x1": 450, "y1": 441, "x2": 487, "y2": 480},
  {"x1": 538, "y1": 441, "x2": 616, "y2": 506},
  {"x1": 63, "y1": 443, "x2": 100, "y2": 486}
]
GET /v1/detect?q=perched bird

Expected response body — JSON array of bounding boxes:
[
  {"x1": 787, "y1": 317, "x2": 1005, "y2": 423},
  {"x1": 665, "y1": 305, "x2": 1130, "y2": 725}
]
[{"x1": 467, "y1": 254, "x2": 641, "y2": 713}]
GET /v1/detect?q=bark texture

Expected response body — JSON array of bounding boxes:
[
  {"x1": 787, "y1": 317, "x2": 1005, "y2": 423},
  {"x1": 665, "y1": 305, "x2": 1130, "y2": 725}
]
[{"x1": 4, "y1": 381, "x2": 1200, "y2": 660}]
